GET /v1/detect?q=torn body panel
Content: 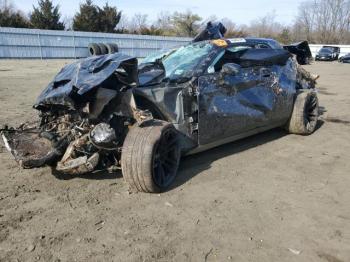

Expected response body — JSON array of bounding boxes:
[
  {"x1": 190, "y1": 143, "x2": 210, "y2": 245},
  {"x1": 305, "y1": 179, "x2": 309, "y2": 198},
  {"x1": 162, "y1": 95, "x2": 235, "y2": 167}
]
[
  {"x1": 35, "y1": 53, "x2": 138, "y2": 111},
  {"x1": 2, "y1": 53, "x2": 141, "y2": 171},
  {"x1": 197, "y1": 59, "x2": 296, "y2": 145},
  {"x1": 133, "y1": 85, "x2": 198, "y2": 152},
  {"x1": 284, "y1": 41, "x2": 312, "y2": 65},
  {"x1": 2, "y1": 129, "x2": 60, "y2": 168}
]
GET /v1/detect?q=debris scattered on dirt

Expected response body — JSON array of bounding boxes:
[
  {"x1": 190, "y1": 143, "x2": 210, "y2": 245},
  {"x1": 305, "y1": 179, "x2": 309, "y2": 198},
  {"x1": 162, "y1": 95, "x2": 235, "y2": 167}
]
[
  {"x1": 165, "y1": 201, "x2": 173, "y2": 207},
  {"x1": 288, "y1": 248, "x2": 301, "y2": 255},
  {"x1": 94, "y1": 220, "x2": 105, "y2": 226},
  {"x1": 27, "y1": 244, "x2": 36, "y2": 252}
]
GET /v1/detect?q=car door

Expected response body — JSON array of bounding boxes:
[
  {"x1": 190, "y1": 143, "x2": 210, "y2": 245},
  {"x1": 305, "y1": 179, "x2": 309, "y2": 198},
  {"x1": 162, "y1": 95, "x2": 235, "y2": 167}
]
[{"x1": 197, "y1": 48, "x2": 294, "y2": 146}]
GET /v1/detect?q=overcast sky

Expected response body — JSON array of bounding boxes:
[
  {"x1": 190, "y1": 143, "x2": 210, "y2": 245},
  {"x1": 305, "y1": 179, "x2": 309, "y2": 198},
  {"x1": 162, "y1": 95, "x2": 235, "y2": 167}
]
[{"x1": 12, "y1": 0, "x2": 306, "y2": 25}]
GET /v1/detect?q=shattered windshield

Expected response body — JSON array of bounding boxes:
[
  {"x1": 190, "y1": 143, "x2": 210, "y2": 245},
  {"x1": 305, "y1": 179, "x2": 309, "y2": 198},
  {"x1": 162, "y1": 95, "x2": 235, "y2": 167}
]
[
  {"x1": 141, "y1": 49, "x2": 175, "y2": 64},
  {"x1": 142, "y1": 42, "x2": 215, "y2": 81}
]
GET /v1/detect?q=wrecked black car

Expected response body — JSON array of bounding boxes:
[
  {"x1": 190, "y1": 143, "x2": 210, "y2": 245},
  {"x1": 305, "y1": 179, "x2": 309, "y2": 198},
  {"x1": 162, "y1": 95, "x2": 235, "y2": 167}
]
[{"x1": 1, "y1": 38, "x2": 319, "y2": 193}]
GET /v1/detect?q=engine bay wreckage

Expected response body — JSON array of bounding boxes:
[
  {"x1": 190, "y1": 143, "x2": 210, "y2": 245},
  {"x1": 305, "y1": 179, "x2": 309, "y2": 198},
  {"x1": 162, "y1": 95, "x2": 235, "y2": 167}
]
[{"x1": 1, "y1": 22, "x2": 320, "y2": 193}]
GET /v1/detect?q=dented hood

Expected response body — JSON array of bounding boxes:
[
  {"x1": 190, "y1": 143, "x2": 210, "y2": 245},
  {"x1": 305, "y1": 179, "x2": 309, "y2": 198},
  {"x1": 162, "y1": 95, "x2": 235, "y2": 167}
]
[{"x1": 35, "y1": 53, "x2": 138, "y2": 110}]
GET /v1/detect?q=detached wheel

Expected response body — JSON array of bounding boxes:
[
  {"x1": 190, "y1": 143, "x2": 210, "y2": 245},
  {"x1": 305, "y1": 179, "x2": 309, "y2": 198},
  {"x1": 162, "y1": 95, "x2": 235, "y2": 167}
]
[
  {"x1": 286, "y1": 90, "x2": 319, "y2": 135},
  {"x1": 121, "y1": 120, "x2": 181, "y2": 193},
  {"x1": 88, "y1": 43, "x2": 101, "y2": 56}
]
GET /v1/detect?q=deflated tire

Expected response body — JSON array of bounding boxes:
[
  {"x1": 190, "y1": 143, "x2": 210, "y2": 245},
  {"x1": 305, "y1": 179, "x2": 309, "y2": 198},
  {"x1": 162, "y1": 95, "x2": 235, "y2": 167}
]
[{"x1": 286, "y1": 90, "x2": 319, "y2": 135}]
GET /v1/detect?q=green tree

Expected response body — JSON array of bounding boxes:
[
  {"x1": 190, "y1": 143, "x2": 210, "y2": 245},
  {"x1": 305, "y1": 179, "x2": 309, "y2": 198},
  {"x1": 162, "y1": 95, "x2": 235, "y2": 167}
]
[
  {"x1": 30, "y1": 0, "x2": 64, "y2": 30},
  {"x1": 73, "y1": 0, "x2": 122, "y2": 33},
  {"x1": 277, "y1": 28, "x2": 292, "y2": 44},
  {"x1": 73, "y1": 0, "x2": 100, "y2": 32},
  {"x1": 171, "y1": 10, "x2": 202, "y2": 37},
  {"x1": 139, "y1": 25, "x2": 164, "y2": 36},
  {"x1": 99, "y1": 2, "x2": 122, "y2": 33}
]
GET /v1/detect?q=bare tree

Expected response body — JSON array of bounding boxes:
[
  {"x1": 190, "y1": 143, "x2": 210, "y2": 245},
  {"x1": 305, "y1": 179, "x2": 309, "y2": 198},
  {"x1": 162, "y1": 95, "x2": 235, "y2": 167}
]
[
  {"x1": 0, "y1": 0, "x2": 14, "y2": 10},
  {"x1": 171, "y1": 10, "x2": 202, "y2": 37},
  {"x1": 129, "y1": 13, "x2": 148, "y2": 33},
  {"x1": 248, "y1": 11, "x2": 283, "y2": 38},
  {"x1": 220, "y1": 17, "x2": 248, "y2": 37},
  {"x1": 115, "y1": 14, "x2": 129, "y2": 32},
  {"x1": 294, "y1": 0, "x2": 350, "y2": 44},
  {"x1": 156, "y1": 11, "x2": 175, "y2": 36}
]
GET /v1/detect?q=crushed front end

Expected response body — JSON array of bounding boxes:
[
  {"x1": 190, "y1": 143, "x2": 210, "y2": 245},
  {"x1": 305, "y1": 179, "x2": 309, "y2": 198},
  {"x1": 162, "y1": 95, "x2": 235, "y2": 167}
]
[{"x1": 1, "y1": 53, "x2": 152, "y2": 175}]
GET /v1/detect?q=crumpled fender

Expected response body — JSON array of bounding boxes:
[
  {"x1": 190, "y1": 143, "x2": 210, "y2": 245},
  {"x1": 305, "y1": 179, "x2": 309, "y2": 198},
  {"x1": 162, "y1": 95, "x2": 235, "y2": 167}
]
[
  {"x1": 284, "y1": 41, "x2": 312, "y2": 65},
  {"x1": 34, "y1": 53, "x2": 138, "y2": 110}
]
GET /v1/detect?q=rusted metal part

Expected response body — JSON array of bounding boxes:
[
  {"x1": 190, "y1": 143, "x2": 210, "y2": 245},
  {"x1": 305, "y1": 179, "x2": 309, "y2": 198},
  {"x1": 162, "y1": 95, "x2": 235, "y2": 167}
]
[
  {"x1": 56, "y1": 135, "x2": 99, "y2": 175},
  {"x1": 1, "y1": 127, "x2": 63, "y2": 168},
  {"x1": 57, "y1": 153, "x2": 99, "y2": 175}
]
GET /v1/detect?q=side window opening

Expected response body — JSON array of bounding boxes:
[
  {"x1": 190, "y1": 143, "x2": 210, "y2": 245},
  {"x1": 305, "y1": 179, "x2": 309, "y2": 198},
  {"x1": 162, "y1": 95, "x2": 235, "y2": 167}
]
[
  {"x1": 208, "y1": 46, "x2": 252, "y2": 73},
  {"x1": 256, "y1": 44, "x2": 270, "y2": 49}
]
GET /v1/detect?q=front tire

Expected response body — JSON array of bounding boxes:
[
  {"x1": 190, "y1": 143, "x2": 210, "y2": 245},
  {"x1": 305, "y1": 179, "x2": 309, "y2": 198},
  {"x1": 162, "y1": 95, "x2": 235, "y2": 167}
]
[
  {"x1": 286, "y1": 90, "x2": 319, "y2": 135},
  {"x1": 121, "y1": 120, "x2": 181, "y2": 193}
]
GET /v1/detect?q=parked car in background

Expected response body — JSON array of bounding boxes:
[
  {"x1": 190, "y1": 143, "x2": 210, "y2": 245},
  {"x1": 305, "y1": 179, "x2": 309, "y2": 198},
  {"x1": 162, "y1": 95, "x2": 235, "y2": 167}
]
[
  {"x1": 339, "y1": 53, "x2": 350, "y2": 63},
  {"x1": 323, "y1": 46, "x2": 340, "y2": 59},
  {"x1": 315, "y1": 46, "x2": 340, "y2": 61}
]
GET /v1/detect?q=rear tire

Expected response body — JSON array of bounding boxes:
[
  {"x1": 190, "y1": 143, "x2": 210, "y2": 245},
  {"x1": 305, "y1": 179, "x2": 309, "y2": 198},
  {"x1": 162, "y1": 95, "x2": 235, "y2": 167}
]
[
  {"x1": 286, "y1": 90, "x2": 319, "y2": 135},
  {"x1": 121, "y1": 120, "x2": 181, "y2": 193}
]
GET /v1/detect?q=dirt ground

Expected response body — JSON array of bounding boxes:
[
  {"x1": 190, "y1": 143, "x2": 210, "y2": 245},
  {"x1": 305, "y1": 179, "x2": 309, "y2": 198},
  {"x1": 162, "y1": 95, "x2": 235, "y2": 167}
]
[{"x1": 0, "y1": 60, "x2": 349, "y2": 262}]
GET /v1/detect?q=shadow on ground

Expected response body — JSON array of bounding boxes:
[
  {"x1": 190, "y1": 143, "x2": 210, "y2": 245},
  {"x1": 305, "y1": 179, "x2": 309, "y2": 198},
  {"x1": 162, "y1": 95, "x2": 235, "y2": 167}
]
[
  {"x1": 172, "y1": 119, "x2": 324, "y2": 190},
  {"x1": 172, "y1": 128, "x2": 286, "y2": 190},
  {"x1": 52, "y1": 119, "x2": 325, "y2": 190}
]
